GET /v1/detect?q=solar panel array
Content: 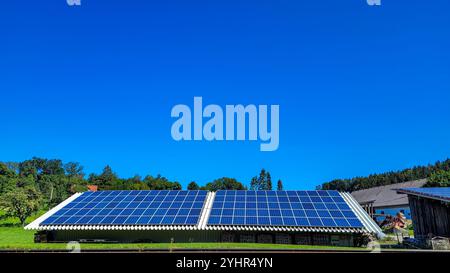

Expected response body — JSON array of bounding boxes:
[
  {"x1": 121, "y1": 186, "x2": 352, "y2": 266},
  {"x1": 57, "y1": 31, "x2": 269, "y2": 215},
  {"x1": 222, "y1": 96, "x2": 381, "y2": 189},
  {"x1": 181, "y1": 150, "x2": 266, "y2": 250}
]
[
  {"x1": 208, "y1": 190, "x2": 363, "y2": 228},
  {"x1": 41, "y1": 190, "x2": 208, "y2": 226},
  {"x1": 400, "y1": 187, "x2": 450, "y2": 201},
  {"x1": 39, "y1": 190, "x2": 366, "y2": 229}
]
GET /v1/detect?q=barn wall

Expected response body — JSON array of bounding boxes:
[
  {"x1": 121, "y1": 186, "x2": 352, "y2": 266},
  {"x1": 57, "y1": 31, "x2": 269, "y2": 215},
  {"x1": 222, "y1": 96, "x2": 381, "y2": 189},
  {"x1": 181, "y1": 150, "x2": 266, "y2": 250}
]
[
  {"x1": 52, "y1": 230, "x2": 222, "y2": 243},
  {"x1": 408, "y1": 195, "x2": 450, "y2": 240},
  {"x1": 48, "y1": 230, "x2": 359, "y2": 247}
]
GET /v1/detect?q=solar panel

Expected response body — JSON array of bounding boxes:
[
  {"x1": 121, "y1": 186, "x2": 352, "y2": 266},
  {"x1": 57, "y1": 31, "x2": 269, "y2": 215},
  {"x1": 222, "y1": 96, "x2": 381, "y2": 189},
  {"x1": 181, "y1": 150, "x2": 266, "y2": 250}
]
[
  {"x1": 207, "y1": 190, "x2": 363, "y2": 228},
  {"x1": 399, "y1": 187, "x2": 450, "y2": 201},
  {"x1": 41, "y1": 190, "x2": 208, "y2": 226}
]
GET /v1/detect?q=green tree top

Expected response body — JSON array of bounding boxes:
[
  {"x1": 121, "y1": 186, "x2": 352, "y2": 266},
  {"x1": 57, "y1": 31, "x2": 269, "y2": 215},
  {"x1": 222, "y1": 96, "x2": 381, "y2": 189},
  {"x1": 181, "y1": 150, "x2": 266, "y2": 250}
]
[
  {"x1": 202, "y1": 177, "x2": 246, "y2": 191},
  {"x1": 0, "y1": 187, "x2": 42, "y2": 226},
  {"x1": 425, "y1": 169, "x2": 450, "y2": 187},
  {"x1": 187, "y1": 181, "x2": 200, "y2": 190},
  {"x1": 277, "y1": 179, "x2": 283, "y2": 191}
]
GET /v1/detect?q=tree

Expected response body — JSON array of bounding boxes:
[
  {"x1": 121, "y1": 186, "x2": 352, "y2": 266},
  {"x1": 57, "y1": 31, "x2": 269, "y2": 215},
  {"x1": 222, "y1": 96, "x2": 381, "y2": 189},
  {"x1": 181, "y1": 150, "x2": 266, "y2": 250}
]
[
  {"x1": 425, "y1": 170, "x2": 450, "y2": 187},
  {"x1": 0, "y1": 162, "x2": 15, "y2": 177},
  {"x1": 250, "y1": 176, "x2": 258, "y2": 190},
  {"x1": 18, "y1": 159, "x2": 38, "y2": 178},
  {"x1": 170, "y1": 182, "x2": 182, "y2": 190},
  {"x1": 266, "y1": 172, "x2": 272, "y2": 190},
  {"x1": 143, "y1": 175, "x2": 182, "y2": 190},
  {"x1": 4, "y1": 162, "x2": 19, "y2": 174},
  {"x1": 16, "y1": 175, "x2": 36, "y2": 188},
  {"x1": 0, "y1": 187, "x2": 42, "y2": 226},
  {"x1": 258, "y1": 169, "x2": 267, "y2": 190},
  {"x1": 187, "y1": 181, "x2": 200, "y2": 190},
  {"x1": 277, "y1": 179, "x2": 283, "y2": 191},
  {"x1": 88, "y1": 165, "x2": 119, "y2": 190},
  {"x1": 64, "y1": 162, "x2": 87, "y2": 193},
  {"x1": 250, "y1": 169, "x2": 274, "y2": 190},
  {"x1": 318, "y1": 158, "x2": 450, "y2": 192},
  {"x1": 202, "y1": 177, "x2": 246, "y2": 191},
  {"x1": 64, "y1": 162, "x2": 84, "y2": 178},
  {"x1": 42, "y1": 159, "x2": 64, "y2": 175},
  {"x1": 37, "y1": 175, "x2": 69, "y2": 206},
  {"x1": 0, "y1": 176, "x2": 16, "y2": 196},
  {"x1": 130, "y1": 182, "x2": 150, "y2": 190},
  {"x1": 0, "y1": 162, "x2": 17, "y2": 195}
]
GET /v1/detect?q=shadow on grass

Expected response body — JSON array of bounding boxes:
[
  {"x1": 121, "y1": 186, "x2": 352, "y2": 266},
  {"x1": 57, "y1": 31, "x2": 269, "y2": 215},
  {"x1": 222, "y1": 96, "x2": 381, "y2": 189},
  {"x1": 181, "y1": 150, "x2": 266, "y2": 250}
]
[
  {"x1": 0, "y1": 214, "x2": 27, "y2": 227},
  {"x1": 0, "y1": 223, "x2": 23, "y2": 228}
]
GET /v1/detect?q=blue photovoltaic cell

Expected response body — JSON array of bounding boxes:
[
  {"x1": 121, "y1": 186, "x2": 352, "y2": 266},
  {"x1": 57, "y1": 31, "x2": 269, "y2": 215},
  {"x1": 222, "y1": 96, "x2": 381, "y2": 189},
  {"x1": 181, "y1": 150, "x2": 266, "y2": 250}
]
[
  {"x1": 399, "y1": 187, "x2": 450, "y2": 201},
  {"x1": 207, "y1": 190, "x2": 363, "y2": 228},
  {"x1": 41, "y1": 190, "x2": 207, "y2": 226}
]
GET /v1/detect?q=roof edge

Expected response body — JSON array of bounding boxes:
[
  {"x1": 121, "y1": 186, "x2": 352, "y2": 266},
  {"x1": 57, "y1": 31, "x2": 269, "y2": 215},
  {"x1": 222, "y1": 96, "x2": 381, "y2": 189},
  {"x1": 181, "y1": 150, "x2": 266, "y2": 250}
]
[
  {"x1": 340, "y1": 192, "x2": 385, "y2": 239},
  {"x1": 25, "y1": 192, "x2": 84, "y2": 230},
  {"x1": 396, "y1": 188, "x2": 450, "y2": 203},
  {"x1": 31, "y1": 224, "x2": 364, "y2": 233}
]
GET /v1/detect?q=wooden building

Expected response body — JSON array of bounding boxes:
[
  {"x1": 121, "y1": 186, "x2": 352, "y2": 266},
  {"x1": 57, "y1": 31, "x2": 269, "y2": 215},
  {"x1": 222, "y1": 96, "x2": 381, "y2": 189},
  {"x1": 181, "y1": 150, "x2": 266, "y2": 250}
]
[{"x1": 396, "y1": 188, "x2": 450, "y2": 241}]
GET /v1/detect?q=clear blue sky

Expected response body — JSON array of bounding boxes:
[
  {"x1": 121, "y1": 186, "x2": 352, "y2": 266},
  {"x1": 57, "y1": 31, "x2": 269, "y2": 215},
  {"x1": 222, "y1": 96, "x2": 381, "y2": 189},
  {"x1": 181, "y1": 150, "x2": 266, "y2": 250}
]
[{"x1": 1, "y1": 1, "x2": 449, "y2": 189}]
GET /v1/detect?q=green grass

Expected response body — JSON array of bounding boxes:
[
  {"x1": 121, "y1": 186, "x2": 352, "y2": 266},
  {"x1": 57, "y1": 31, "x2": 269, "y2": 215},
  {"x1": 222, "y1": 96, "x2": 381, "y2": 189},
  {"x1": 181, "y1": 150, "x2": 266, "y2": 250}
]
[
  {"x1": 0, "y1": 210, "x2": 45, "y2": 227},
  {"x1": 0, "y1": 227, "x2": 369, "y2": 251}
]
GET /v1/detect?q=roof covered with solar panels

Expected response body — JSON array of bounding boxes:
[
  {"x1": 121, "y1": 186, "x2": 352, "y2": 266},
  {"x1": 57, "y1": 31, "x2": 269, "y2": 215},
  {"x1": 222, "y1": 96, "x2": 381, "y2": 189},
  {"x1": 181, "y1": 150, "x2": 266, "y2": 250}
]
[
  {"x1": 396, "y1": 187, "x2": 450, "y2": 202},
  {"x1": 25, "y1": 190, "x2": 383, "y2": 236}
]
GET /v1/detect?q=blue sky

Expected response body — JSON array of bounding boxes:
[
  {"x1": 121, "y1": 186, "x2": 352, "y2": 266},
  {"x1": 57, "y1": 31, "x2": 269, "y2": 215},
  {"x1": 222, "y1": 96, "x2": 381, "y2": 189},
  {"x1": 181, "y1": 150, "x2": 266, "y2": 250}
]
[{"x1": 1, "y1": 1, "x2": 449, "y2": 189}]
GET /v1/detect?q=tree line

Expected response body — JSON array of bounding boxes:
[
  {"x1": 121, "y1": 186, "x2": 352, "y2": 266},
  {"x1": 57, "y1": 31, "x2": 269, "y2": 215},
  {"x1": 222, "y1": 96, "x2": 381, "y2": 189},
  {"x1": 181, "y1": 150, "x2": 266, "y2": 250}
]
[{"x1": 317, "y1": 158, "x2": 450, "y2": 192}]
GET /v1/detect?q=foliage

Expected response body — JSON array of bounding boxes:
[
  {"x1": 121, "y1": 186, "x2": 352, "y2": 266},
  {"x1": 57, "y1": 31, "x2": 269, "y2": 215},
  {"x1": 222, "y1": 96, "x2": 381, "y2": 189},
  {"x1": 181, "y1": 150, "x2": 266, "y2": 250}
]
[
  {"x1": 250, "y1": 169, "x2": 273, "y2": 190},
  {"x1": 0, "y1": 158, "x2": 191, "y2": 224},
  {"x1": 277, "y1": 179, "x2": 283, "y2": 190},
  {"x1": 64, "y1": 162, "x2": 84, "y2": 178},
  {"x1": 187, "y1": 181, "x2": 200, "y2": 190},
  {"x1": 0, "y1": 187, "x2": 42, "y2": 226},
  {"x1": 425, "y1": 169, "x2": 450, "y2": 187},
  {"x1": 201, "y1": 177, "x2": 246, "y2": 191},
  {"x1": 37, "y1": 175, "x2": 70, "y2": 206},
  {"x1": 0, "y1": 158, "x2": 294, "y2": 224},
  {"x1": 0, "y1": 165, "x2": 16, "y2": 195},
  {"x1": 143, "y1": 175, "x2": 182, "y2": 190},
  {"x1": 318, "y1": 158, "x2": 450, "y2": 192},
  {"x1": 88, "y1": 165, "x2": 118, "y2": 190},
  {"x1": 267, "y1": 173, "x2": 272, "y2": 191}
]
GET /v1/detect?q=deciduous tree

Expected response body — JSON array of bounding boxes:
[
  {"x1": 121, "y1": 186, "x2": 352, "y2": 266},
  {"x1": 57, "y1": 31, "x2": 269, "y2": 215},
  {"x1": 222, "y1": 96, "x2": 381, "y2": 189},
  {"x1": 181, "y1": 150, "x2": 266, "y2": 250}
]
[
  {"x1": 0, "y1": 187, "x2": 42, "y2": 226},
  {"x1": 187, "y1": 181, "x2": 200, "y2": 190},
  {"x1": 425, "y1": 170, "x2": 450, "y2": 187}
]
